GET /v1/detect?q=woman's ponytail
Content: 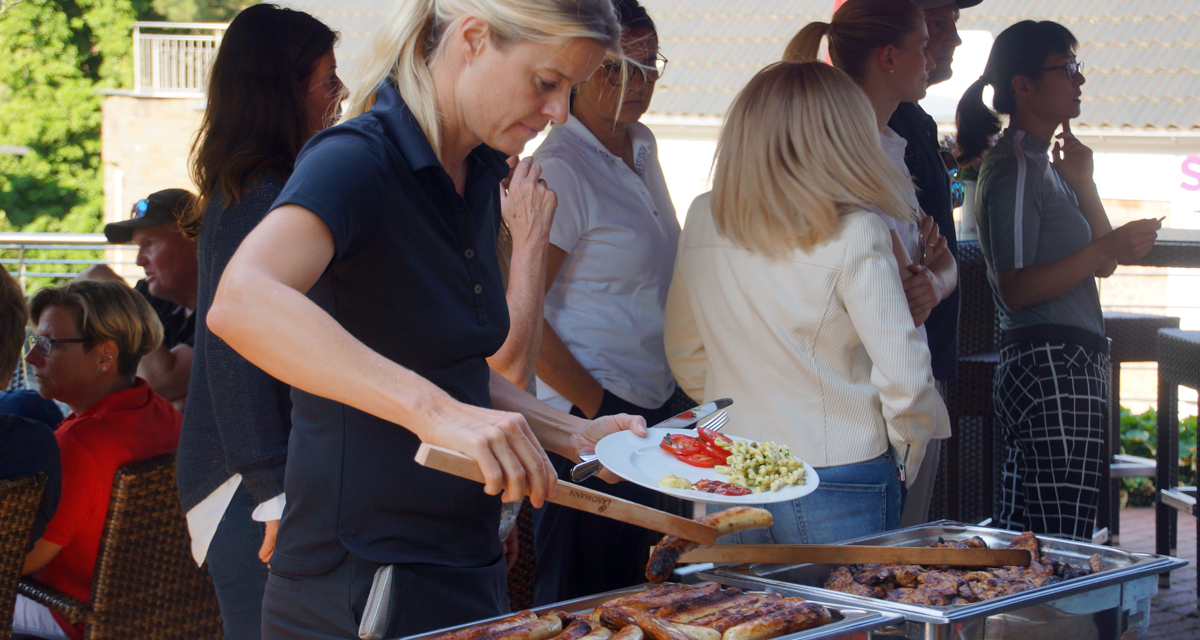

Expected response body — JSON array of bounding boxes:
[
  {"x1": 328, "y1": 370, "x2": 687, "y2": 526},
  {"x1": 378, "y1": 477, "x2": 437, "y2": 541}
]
[
  {"x1": 782, "y1": 22, "x2": 829, "y2": 63},
  {"x1": 955, "y1": 76, "x2": 1000, "y2": 167},
  {"x1": 953, "y1": 20, "x2": 1081, "y2": 167}
]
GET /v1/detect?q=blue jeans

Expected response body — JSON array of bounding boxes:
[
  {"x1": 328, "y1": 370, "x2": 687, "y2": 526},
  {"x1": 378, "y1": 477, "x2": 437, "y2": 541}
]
[
  {"x1": 715, "y1": 454, "x2": 902, "y2": 544},
  {"x1": 206, "y1": 483, "x2": 268, "y2": 640}
]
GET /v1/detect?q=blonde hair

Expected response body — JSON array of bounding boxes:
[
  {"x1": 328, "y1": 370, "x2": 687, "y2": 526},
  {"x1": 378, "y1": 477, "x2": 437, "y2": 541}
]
[
  {"x1": 341, "y1": 0, "x2": 622, "y2": 157},
  {"x1": 710, "y1": 62, "x2": 914, "y2": 257},
  {"x1": 29, "y1": 280, "x2": 163, "y2": 378},
  {"x1": 783, "y1": 0, "x2": 922, "y2": 84}
]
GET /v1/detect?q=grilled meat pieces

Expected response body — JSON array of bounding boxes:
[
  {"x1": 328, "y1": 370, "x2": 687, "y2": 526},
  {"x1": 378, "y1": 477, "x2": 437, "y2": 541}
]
[
  {"x1": 434, "y1": 612, "x2": 540, "y2": 640},
  {"x1": 443, "y1": 584, "x2": 833, "y2": 640},
  {"x1": 824, "y1": 533, "x2": 1101, "y2": 605},
  {"x1": 722, "y1": 600, "x2": 833, "y2": 640},
  {"x1": 598, "y1": 606, "x2": 691, "y2": 640}
]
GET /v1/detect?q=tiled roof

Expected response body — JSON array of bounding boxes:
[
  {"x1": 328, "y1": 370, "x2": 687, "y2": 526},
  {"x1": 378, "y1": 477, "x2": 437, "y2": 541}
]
[
  {"x1": 958, "y1": 0, "x2": 1200, "y2": 132},
  {"x1": 279, "y1": 0, "x2": 1200, "y2": 132}
]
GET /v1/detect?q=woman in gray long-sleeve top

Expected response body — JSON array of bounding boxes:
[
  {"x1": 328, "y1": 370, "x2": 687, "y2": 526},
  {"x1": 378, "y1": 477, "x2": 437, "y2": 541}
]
[
  {"x1": 956, "y1": 20, "x2": 1159, "y2": 542},
  {"x1": 174, "y1": 6, "x2": 342, "y2": 639}
]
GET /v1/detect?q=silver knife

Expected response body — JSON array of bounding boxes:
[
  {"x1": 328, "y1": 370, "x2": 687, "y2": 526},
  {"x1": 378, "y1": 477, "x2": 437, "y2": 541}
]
[{"x1": 569, "y1": 398, "x2": 733, "y2": 483}]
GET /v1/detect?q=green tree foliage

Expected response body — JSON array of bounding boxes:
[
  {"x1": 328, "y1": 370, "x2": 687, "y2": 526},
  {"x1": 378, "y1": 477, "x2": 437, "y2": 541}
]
[
  {"x1": 152, "y1": 0, "x2": 251, "y2": 23},
  {"x1": 0, "y1": 0, "x2": 161, "y2": 235}
]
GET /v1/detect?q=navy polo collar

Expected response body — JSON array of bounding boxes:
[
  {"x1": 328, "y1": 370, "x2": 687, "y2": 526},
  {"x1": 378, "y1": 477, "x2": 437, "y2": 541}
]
[{"x1": 372, "y1": 81, "x2": 508, "y2": 182}]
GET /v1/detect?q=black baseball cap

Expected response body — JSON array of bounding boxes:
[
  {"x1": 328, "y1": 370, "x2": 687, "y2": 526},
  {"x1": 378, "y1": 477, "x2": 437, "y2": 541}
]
[
  {"x1": 104, "y1": 188, "x2": 195, "y2": 244},
  {"x1": 914, "y1": 0, "x2": 983, "y2": 9}
]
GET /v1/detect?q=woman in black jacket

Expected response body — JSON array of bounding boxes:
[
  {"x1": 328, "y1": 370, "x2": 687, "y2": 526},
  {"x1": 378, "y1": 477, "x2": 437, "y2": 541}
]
[{"x1": 175, "y1": 6, "x2": 340, "y2": 639}]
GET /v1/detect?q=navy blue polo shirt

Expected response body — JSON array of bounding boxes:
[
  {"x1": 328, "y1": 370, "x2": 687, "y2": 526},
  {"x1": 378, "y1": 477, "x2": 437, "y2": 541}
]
[
  {"x1": 889, "y1": 102, "x2": 960, "y2": 380},
  {"x1": 268, "y1": 81, "x2": 511, "y2": 575}
]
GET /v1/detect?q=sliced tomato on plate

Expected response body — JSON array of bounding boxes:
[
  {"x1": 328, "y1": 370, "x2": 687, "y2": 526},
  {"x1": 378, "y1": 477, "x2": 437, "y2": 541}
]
[
  {"x1": 660, "y1": 433, "x2": 702, "y2": 456},
  {"x1": 698, "y1": 440, "x2": 730, "y2": 463},
  {"x1": 674, "y1": 451, "x2": 720, "y2": 468},
  {"x1": 698, "y1": 426, "x2": 733, "y2": 449}
]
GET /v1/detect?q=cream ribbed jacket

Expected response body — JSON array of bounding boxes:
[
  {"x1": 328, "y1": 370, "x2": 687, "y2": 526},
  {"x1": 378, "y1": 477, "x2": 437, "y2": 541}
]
[{"x1": 664, "y1": 194, "x2": 948, "y2": 486}]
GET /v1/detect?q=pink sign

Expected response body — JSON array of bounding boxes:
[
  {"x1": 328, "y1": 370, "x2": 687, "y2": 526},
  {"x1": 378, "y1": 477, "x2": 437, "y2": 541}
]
[{"x1": 1183, "y1": 156, "x2": 1200, "y2": 192}]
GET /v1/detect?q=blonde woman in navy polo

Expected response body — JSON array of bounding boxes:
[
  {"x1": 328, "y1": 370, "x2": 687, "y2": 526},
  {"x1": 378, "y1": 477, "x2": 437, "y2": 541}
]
[{"x1": 207, "y1": 1, "x2": 648, "y2": 637}]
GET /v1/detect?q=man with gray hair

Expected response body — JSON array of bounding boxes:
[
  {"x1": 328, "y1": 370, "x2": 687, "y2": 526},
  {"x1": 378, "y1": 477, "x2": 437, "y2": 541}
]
[{"x1": 891, "y1": 0, "x2": 984, "y2": 526}]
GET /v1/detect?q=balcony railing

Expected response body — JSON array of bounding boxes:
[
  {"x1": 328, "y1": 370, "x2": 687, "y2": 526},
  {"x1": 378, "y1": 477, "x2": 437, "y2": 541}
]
[
  {"x1": 133, "y1": 21, "x2": 228, "y2": 95},
  {"x1": 0, "y1": 233, "x2": 138, "y2": 289}
]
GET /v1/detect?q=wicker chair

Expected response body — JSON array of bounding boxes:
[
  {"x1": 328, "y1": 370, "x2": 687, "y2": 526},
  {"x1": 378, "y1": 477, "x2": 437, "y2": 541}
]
[
  {"x1": 1154, "y1": 329, "x2": 1200, "y2": 602},
  {"x1": 936, "y1": 239, "x2": 1002, "y2": 524},
  {"x1": 1098, "y1": 312, "x2": 1180, "y2": 545},
  {"x1": 18, "y1": 454, "x2": 222, "y2": 640},
  {"x1": 1, "y1": 473, "x2": 46, "y2": 640}
]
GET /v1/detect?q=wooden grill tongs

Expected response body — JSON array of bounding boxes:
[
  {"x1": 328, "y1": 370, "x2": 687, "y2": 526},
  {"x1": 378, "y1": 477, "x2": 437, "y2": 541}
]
[
  {"x1": 678, "y1": 544, "x2": 1031, "y2": 567},
  {"x1": 416, "y1": 444, "x2": 1030, "y2": 568},
  {"x1": 415, "y1": 444, "x2": 719, "y2": 545}
]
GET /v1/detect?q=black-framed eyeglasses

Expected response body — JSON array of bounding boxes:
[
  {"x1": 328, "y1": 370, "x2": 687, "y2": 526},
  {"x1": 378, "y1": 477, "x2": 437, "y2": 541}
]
[
  {"x1": 601, "y1": 53, "x2": 669, "y2": 86},
  {"x1": 130, "y1": 198, "x2": 150, "y2": 219},
  {"x1": 1042, "y1": 60, "x2": 1084, "y2": 80},
  {"x1": 27, "y1": 334, "x2": 87, "y2": 357}
]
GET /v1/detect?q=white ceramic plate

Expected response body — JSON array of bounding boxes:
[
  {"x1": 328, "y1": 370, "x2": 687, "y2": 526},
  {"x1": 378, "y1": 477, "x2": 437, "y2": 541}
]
[{"x1": 595, "y1": 428, "x2": 820, "y2": 504}]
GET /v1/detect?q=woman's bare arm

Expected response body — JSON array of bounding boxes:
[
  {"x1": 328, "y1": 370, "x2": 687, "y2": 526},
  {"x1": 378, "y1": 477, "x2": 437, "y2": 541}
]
[
  {"x1": 487, "y1": 159, "x2": 556, "y2": 389},
  {"x1": 534, "y1": 245, "x2": 605, "y2": 417},
  {"x1": 996, "y1": 218, "x2": 1160, "y2": 311},
  {"x1": 208, "y1": 205, "x2": 557, "y2": 505}
]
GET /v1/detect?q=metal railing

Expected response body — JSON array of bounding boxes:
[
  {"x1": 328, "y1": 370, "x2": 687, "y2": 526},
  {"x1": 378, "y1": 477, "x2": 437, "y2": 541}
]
[
  {"x1": 0, "y1": 233, "x2": 138, "y2": 289},
  {"x1": 133, "y1": 21, "x2": 228, "y2": 95}
]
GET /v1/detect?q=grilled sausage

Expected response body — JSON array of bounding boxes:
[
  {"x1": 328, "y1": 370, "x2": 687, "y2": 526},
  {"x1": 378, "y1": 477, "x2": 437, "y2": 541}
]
[
  {"x1": 577, "y1": 628, "x2": 615, "y2": 640},
  {"x1": 664, "y1": 593, "x2": 776, "y2": 624},
  {"x1": 652, "y1": 588, "x2": 748, "y2": 621},
  {"x1": 599, "y1": 606, "x2": 690, "y2": 640},
  {"x1": 478, "y1": 614, "x2": 563, "y2": 640},
  {"x1": 434, "y1": 612, "x2": 539, "y2": 640},
  {"x1": 646, "y1": 508, "x2": 774, "y2": 583},
  {"x1": 611, "y1": 627, "x2": 643, "y2": 640},
  {"x1": 550, "y1": 621, "x2": 597, "y2": 640},
  {"x1": 720, "y1": 600, "x2": 833, "y2": 640},
  {"x1": 598, "y1": 584, "x2": 701, "y2": 612},
  {"x1": 689, "y1": 596, "x2": 786, "y2": 632},
  {"x1": 671, "y1": 623, "x2": 720, "y2": 640}
]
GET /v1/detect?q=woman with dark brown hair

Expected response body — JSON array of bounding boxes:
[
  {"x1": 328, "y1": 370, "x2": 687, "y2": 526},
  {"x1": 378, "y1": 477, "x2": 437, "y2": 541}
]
[
  {"x1": 177, "y1": 5, "x2": 341, "y2": 639},
  {"x1": 956, "y1": 21, "x2": 1159, "y2": 541}
]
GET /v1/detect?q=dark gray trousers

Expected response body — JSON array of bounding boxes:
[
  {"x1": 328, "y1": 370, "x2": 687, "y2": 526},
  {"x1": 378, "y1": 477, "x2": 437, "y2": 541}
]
[{"x1": 262, "y1": 552, "x2": 508, "y2": 639}]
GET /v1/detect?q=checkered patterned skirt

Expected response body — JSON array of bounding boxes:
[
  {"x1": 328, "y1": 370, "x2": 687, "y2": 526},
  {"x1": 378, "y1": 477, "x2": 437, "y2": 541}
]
[{"x1": 994, "y1": 340, "x2": 1110, "y2": 542}]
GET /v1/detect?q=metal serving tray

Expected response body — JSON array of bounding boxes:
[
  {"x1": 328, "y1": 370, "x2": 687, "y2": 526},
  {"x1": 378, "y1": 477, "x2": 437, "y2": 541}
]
[
  {"x1": 397, "y1": 582, "x2": 905, "y2": 640},
  {"x1": 699, "y1": 521, "x2": 1188, "y2": 640}
]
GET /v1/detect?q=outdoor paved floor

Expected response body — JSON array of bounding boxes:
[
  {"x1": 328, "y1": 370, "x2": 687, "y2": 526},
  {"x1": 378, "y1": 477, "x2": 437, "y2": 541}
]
[{"x1": 1117, "y1": 506, "x2": 1198, "y2": 638}]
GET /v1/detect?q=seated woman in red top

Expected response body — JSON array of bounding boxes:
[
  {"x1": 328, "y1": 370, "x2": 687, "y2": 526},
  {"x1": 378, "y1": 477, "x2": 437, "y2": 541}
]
[{"x1": 13, "y1": 279, "x2": 181, "y2": 640}]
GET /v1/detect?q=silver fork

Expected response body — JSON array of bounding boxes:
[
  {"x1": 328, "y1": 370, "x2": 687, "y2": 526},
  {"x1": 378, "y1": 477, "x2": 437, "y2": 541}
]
[
  {"x1": 570, "y1": 410, "x2": 730, "y2": 483},
  {"x1": 698, "y1": 410, "x2": 729, "y2": 433}
]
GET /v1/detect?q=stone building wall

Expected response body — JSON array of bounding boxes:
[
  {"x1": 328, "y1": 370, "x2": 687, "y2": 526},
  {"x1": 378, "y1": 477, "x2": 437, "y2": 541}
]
[{"x1": 99, "y1": 92, "x2": 204, "y2": 276}]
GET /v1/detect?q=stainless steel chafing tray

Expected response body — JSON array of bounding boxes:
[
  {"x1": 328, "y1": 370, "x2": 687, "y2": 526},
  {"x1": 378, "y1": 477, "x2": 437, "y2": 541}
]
[
  {"x1": 698, "y1": 521, "x2": 1188, "y2": 640},
  {"x1": 396, "y1": 582, "x2": 905, "y2": 640}
]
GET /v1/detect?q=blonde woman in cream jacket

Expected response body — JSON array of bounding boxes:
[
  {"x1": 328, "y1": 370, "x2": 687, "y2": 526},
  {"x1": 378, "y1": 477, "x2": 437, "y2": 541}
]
[{"x1": 664, "y1": 61, "x2": 946, "y2": 544}]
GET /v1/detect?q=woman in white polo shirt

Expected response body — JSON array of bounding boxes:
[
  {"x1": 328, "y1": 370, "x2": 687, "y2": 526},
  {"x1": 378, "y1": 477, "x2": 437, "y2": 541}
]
[{"x1": 530, "y1": 0, "x2": 684, "y2": 603}]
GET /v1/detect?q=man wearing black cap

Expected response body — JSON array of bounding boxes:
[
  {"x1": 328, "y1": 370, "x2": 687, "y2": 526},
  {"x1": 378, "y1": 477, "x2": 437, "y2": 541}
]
[
  {"x1": 94, "y1": 189, "x2": 199, "y2": 410},
  {"x1": 891, "y1": 0, "x2": 983, "y2": 526}
]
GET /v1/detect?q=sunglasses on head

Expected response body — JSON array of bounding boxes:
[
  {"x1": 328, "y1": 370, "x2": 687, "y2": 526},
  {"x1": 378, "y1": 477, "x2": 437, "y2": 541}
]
[
  {"x1": 130, "y1": 199, "x2": 150, "y2": 219},
  {"x1": 938, "y1": 149, "x2": 966, "y2": 210}
]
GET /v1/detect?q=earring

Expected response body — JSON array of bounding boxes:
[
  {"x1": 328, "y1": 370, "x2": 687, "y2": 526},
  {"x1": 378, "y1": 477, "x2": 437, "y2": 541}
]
[
  {"x1": 889, "y1": 69, "x2": 895, "y2": 74},
  {"x1": 98, "y1": 366, "x2": 105, "y2": 372}
]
